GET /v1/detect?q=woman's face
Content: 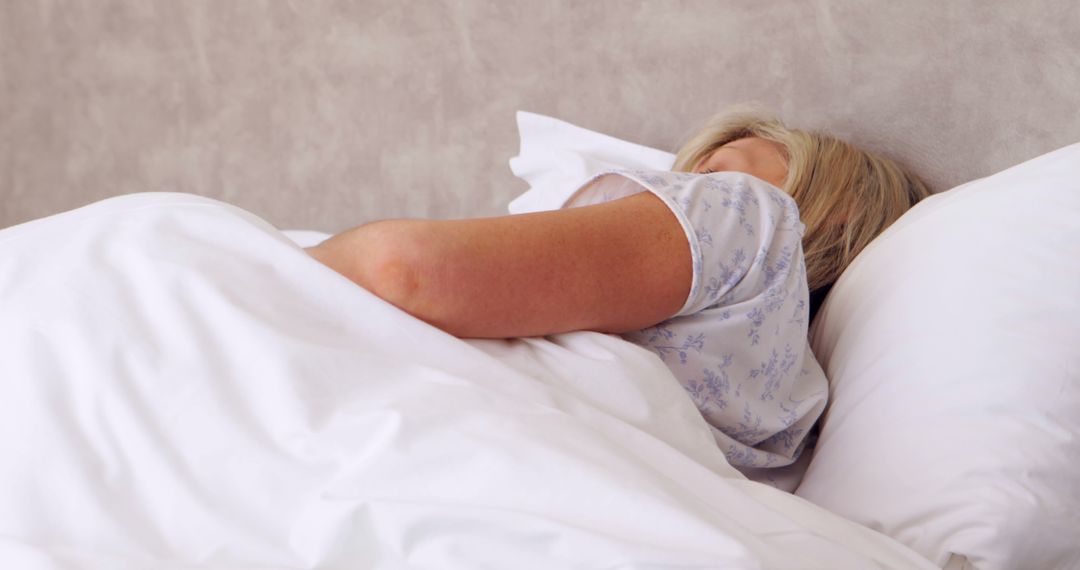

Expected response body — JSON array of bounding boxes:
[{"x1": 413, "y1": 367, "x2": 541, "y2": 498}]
[{"x1": 692, "y1": 137, "x2": 788, "y2": 189}]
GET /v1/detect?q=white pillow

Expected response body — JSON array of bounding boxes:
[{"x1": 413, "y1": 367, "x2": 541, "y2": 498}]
[
  {"x1": 796, "y1": 143, "x2": 1080, "y2": 569},
  {"x1": 507, "y1": 111, "x2": 676, "y2": 213}
]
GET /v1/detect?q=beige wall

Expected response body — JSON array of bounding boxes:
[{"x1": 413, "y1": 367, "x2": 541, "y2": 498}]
[{"x1": 3, "y1": 1, "x2": 1079, "y2": 231}]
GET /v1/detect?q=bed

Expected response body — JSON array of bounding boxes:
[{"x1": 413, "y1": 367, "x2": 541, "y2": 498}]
[{"x1": 2, "y1": 2, "x2": 1079, "y2": 569}]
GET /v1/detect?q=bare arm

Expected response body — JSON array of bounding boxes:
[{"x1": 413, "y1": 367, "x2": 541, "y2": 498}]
[{"x1": 306, "y1": 190, "x2": 691, "y2": 338}]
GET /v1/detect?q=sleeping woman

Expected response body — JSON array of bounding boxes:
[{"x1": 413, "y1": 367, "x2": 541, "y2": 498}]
[{"x1": 307, "y1": 108, "x2": 930, "y2": 477}]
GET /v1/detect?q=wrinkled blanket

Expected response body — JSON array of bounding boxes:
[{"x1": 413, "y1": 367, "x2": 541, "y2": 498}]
[{"x1": 0, "y1": 194, "x2": 933, "y2": 569}]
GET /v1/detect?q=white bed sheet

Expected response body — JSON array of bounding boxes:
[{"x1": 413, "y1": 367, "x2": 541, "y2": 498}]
[{"x1": 0, "y1": 194, "x2": 935, "y2": 569}]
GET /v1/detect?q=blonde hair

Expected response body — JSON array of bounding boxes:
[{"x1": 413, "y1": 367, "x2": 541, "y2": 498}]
[{"x1": 673, "y1": 108, "x2": 931, "y2": 292}]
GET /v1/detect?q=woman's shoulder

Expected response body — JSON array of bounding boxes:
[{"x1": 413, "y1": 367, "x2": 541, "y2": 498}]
[
  {"x1": 614, "y1": 169, "x2": 804, "y2": 241},
  {"x1": 600, "y1": 169, "x2": 799, "y2": 218}
]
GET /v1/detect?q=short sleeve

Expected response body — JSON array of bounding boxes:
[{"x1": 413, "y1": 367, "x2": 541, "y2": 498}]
[
  {"x1": 567, "y1": 170, "x2": 825, "y2": 474},
  {"x1": 564, "y1": 170, "x2": 806, "y2": 317}
]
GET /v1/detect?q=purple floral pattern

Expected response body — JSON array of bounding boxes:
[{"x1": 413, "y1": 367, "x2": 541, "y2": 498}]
[{"x1": 568, "y1": 170, "x2": 829, "y2": 470}]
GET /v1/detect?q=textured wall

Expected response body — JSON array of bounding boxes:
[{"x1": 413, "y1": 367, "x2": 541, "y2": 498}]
[{"x1": 3, "y1": 1, "x2": 1079, "y2": 231}]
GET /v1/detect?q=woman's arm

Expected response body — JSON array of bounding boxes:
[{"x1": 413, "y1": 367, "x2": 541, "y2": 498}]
[{"x1": 306, "y1": 190, "x2": 691, "y2": 338}]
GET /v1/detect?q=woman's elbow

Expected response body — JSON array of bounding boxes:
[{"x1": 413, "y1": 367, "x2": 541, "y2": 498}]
[{"x1": 308, "y1": 220, "x2": 429, "y2": 313}]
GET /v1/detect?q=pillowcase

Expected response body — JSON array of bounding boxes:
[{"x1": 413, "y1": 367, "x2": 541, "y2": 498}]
[
  {"x1": 795, "y1": 143, "x2": 1080, "y2": 569},
  {"x1": 507, "y1": 111, "x2": 676, "y2": 214}
]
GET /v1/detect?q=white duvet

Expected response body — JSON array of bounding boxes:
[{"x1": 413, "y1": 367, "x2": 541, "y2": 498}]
[{"x1": 0, "y1": 194, "x2": 933, "y2": 569}]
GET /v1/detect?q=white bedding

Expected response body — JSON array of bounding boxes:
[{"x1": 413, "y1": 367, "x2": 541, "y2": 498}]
[{"x1": 0, "y1": 193, "x2": 934, "y2": 569}]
